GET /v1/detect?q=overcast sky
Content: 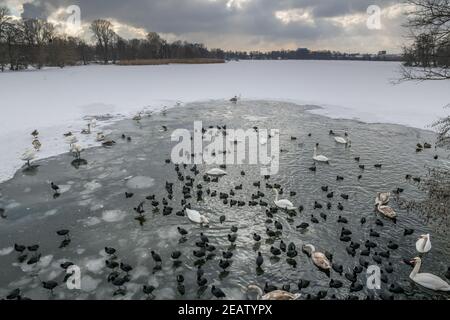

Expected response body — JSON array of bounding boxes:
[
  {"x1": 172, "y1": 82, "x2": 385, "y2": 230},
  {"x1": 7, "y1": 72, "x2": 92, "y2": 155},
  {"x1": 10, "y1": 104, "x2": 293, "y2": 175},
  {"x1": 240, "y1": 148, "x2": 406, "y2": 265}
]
[{"x1": 1, "y1": 0, "x2": 410, "y2": 53}]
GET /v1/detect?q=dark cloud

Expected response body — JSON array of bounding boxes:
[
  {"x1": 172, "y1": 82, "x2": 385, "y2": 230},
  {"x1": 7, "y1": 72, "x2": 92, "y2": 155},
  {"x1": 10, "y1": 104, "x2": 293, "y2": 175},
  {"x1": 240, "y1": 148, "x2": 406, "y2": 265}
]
[
  {"x1": 21, "y1": 2, "x2": 51, "y2": 19},
  {"x1": 13, "y1": 0, "x2": 406, "y2": 52}
]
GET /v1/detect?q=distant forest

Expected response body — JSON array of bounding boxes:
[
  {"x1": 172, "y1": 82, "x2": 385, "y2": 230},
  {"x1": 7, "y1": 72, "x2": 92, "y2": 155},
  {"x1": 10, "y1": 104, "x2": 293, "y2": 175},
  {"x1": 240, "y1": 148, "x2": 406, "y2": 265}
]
[{"x1": 1, "y1": 7, "x2": 400, "y2": 71}]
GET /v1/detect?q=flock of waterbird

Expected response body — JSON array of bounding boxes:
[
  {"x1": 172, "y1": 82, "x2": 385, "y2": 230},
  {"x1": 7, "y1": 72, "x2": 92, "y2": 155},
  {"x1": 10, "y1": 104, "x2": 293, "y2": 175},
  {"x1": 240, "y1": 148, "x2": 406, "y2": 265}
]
[{"x1": 4, "y1": 103, "x2": 450, "y2": 301}]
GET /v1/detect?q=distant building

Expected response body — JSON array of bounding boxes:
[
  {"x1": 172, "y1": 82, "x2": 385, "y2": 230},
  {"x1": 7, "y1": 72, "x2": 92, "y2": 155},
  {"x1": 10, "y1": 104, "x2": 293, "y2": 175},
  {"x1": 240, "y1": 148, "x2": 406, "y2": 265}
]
[{"x1": 224, "y1": 47, "x2": 402, "y2": 62}]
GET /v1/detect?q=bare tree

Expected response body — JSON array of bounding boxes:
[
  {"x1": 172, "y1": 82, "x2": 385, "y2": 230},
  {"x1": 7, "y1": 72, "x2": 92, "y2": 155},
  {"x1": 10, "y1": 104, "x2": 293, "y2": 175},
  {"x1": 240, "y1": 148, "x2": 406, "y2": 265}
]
[
  {"x1": 401, "y1": 0, "x2": 450, "y2": 81},
  {"x1": 402, "y1": 1, "x2": 450, "y2": 148},
  {"x1": 432, "y1": 105, "x2": 450, "y2": 148},
  {"x1": 146, "y1": 32, "x2": 164, "y2": 58},
  {"x1": 0, "y1": 6, "x2": 10, "y2": 38},
  {"x1": 2, "y1": 11, "x2": 230, "y2": 69},
  {"x1": 75, "y1": 38, "x2": 92, "y2": 65},
  {"x1": 399, "y1": 1, "x2": 450, "y2": 229},
  {"x1": 90, "y1": 19, "x2": 115, "y2": 64},
  {"x1": 47, "y1": 36, "x2": 79, "y2": 68},
  {"x1": 2, "y1": 19, "x2": 27, "y2": 71},
  {"x1": 0, "y1": 6, "x2": 12, "y2": 71},
  {"x1": 21, "y1": 18, "x2": 55, "y2": 69}
]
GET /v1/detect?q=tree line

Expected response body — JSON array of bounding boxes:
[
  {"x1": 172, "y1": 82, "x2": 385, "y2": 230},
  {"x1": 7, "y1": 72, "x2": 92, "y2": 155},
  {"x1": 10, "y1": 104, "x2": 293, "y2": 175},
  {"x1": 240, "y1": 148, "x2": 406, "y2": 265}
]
[
  {"x1": 1, "y1": 5, "x2": 405, "y2": 72},
  {"x1": 0, "y1": 7, "x2": 227, "y2": 71},
  {"x1": 1, "y1": 1, "x2": 449, "y2": 73}
]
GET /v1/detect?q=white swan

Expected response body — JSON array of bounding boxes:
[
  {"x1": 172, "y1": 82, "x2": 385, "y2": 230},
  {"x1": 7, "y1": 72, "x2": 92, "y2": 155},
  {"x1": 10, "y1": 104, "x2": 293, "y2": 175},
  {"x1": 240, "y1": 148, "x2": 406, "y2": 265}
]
[
  {"x1": 186, "y1": 208, "x2": 209, "y2": 226},
  {"x1": 376, "y1": 203, "x2": 397, "y2": 219},
  {"x1": 66, "y1": 135, "x2": 78, "y2": 147},
  {"x1": 334, "y1": 133, "x2": 351, "y2": 146},
  {"x1": 313, "y1": 144, "x2": 329, "y2": 163},
  {"x1": 247, "y1": 285, "x2": 301, "y2": 300},
  {"x1": 273, "y1": 189, "x2": 296, "y2": 210},
  {"x1": 409, "y1": 257, "x2": 450, "y2": 291},
  {"x1": 375, "y1": 192, "x2": 390, "y2": 206},
  {"x1": 96, "y1": 132, "x2": 105, "y2": 142},
  {"x1": 303, "y1": 244, "x2": 331, "y2": 271},
  {"x1": 70, "y1": 144, "x2": 83, "y2": 158},
  {"x1": 21, "y1": 149, "x2": 35, "y2": 167},
  {"x1": 415, "y1": 234, "x2": 431, "y2": 253},
  {"x1": 206, "y1": 168, "x2": 227, "y2": 176}
]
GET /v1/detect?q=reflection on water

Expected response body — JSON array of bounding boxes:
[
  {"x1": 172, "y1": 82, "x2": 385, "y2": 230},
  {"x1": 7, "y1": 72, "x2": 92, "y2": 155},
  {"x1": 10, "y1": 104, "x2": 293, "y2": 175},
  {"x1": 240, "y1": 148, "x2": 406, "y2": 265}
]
[
  {"x1": 0, "y1": 100, "x2": 449, "y2": 300},
  {"x1": 22, "y1": 165, "x2": 40, "y2": 176},
  {"x1": 71, "y1": 159, "x2": 88, "y2": 169}
]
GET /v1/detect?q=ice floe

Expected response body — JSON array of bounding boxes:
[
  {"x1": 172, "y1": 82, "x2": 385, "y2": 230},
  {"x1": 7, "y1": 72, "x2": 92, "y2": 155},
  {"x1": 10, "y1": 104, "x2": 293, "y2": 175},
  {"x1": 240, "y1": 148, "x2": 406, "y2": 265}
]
[
  {"x1": 125, "y1": 176, "x2": 155, "y2": 189},
  {"x1": 102, "y1": 210, "x2": 126, "y2": 222},
  {"x1": 0, "y1": 246, "x2": 14, "y2": 256}
]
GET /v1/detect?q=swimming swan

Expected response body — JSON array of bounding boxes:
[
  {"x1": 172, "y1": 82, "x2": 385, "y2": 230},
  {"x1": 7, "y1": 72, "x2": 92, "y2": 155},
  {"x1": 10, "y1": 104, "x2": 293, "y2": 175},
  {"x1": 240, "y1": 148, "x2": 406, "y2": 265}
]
[
  {"x1": 273, "y1": 188, "x2": 296, "y2": 210},
  {"x1": 415, "y1": 234, "x2": 431, "y2": 253},
  {"x1": 376, "y1": 203, "x2": 397, "y2": 219},
  {"x1": 409, "y1": 257, "x2": 450, "y2": 291},
  {"x1": 313, "y1": 144, "x2": 329, "y2": 163},
  {"x1": 334, "y1": 133, "x2": 351, "y2": 146},
  {"x1": 375, "y1": 192, "x2": 390, "y2": 206},
  {"x1": 186, "y1": 208, "x2": 209, "y2": 226},
  {"x1": 303, "y1": 244, "x2": 331, "y2": 271},
  {"x1": 247, "y1": 285, "x2": 301, "y2": 300}
]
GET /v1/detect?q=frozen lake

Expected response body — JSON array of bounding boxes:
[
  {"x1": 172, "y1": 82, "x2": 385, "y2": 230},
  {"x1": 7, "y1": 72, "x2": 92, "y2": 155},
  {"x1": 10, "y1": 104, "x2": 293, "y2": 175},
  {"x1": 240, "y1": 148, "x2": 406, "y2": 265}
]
[
  {"x1": 0, "y1": 100, "x2": 449, "y2": 300},
  {"x1": 1, "y1": 60, "x2": 450, "y2": 183}
]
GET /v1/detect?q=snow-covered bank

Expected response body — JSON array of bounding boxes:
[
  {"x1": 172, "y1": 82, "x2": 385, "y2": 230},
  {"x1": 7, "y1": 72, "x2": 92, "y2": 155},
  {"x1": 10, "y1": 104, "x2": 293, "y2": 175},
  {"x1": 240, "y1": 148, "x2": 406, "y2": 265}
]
[{"x1": 0, "y1": 60, "x2": 449, "y2": 183}]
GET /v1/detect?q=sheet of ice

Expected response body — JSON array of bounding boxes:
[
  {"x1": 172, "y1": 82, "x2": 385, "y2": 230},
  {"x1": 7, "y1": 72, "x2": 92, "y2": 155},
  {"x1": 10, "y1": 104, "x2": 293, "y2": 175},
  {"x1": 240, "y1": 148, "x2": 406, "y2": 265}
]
[
  {"x1": 44, "y1": 209, "x2": 58, "y2": 217},
  {"x1": 131, "y1": 265, "x2": 150, "y2": 281},
  {"x1": 6, "y1": 202, "x2": 20, "y2": 209},
  {"x1": 102, "y1": 210, "x2": 126, "y2": 223},
  {"x1": 81, "y1": 275, "x2": 102, "y2": 292},
  {"x1": 0, "y1": 246, "x2": 13, "y2": 256},
  {"x1": 8, "y1": 276, "x2": 33, "y2": 287},
  {"x1": 125, "y1": 176, "x2": 155, "y2": 189},
  {"x1": 1, "y1": 60, "x2": 450, "y2": 183},
  {"x1": 14, "y1": 254, "x2": 53, "y2": 272},
  {"x1": 90, "y1": 203, "x2": 104, "y2": 211},
  {"x1": 82, "y1": 216, "x2": 102, "y2": 227},
  {"x1": 57, "y1": 184, "x2": 72, "y2": 194},
  {"x1": 81, "y1": 181, "x2": 102, "y2": 195},
  {"x1": 85, "y1": 257, "x2": 105, "y2": 274}
]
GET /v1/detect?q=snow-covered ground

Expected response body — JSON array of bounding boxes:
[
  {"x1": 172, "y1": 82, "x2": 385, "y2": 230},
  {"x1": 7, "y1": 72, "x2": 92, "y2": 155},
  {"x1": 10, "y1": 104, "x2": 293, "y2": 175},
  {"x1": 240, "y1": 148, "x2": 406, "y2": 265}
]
[{"x1": 0, "y1": 60, "x2": 449, "y2": 183}]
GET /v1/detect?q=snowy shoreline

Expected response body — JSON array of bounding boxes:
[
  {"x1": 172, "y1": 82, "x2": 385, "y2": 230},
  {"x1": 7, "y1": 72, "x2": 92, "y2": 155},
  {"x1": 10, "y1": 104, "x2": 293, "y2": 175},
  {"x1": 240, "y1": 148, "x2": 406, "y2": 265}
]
[{"x1": 1, "y1": 60, "x2": 449, "y2": 183}]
